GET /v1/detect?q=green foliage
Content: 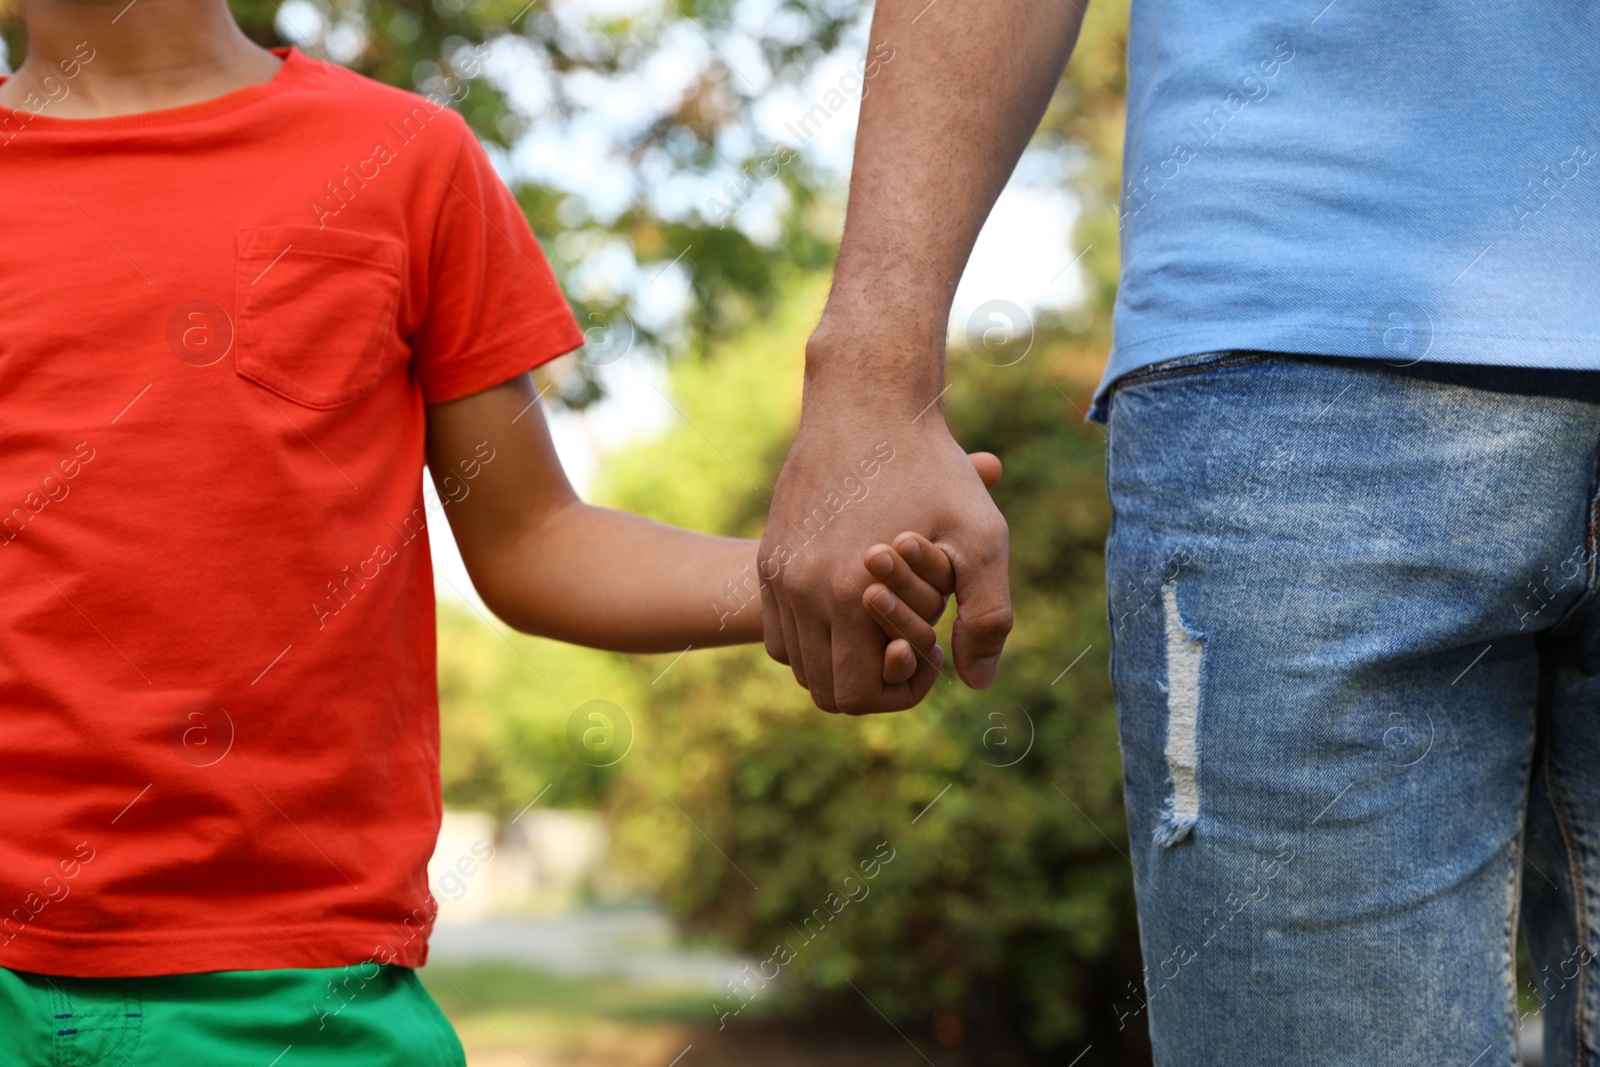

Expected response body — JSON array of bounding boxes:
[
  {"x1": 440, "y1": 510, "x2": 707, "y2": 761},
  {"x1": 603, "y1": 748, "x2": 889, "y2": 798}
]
[
  {"x1": 437, "y1": 600, "x2": 642, "y2": 817},
  {"x1": 592, "y1": 282, "x2": 1140, "y2": 1054},
  {"x1": 576, "y1": 3, "x2": 1146, "y2": 1053},
  {"x1": 434, "y1": 259, "x2": 1142, "y2": 1051},
  {"x1": 405, "y1": 0, "x2": 1145, "y2": 1049},
  {"x1": 4, "y1": 0, "x2": 1149, "y2": 1052},
  {"x1": 0, "y1": 0, "x2": 858, "y2": 405}
]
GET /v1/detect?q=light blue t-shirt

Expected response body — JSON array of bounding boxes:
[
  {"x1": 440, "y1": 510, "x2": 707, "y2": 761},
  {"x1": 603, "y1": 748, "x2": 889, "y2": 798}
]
[{"x1": 1090, "y1": 0, "x2": 1600, "y2": 420}]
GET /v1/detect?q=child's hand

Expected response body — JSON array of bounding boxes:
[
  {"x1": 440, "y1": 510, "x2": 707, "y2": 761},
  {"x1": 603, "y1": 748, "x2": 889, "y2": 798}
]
[
  {"x1": 863, "y1": 451, "x2": 1001, "y2": 685},
  {"x1": 864, "y1": 532, "x2": 956, "y2": 684}
]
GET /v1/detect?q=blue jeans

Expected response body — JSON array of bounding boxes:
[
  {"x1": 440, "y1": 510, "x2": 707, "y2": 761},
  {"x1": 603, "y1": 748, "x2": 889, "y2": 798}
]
[{"x1": 1102, "y1": 351, "x2": 1600, "y2": 1065}]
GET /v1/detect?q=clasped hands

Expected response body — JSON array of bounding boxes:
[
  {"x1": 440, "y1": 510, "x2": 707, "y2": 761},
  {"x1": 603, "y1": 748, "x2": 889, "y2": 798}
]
[{"x1": 758, "y1": 426, "x2": 1013, "y2": 715}]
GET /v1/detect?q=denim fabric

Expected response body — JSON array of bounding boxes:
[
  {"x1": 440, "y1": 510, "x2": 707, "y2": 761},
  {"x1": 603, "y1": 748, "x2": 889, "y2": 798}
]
[{"x1": 1103, "y1": 351, "x2": 1600, "y2": 1065}]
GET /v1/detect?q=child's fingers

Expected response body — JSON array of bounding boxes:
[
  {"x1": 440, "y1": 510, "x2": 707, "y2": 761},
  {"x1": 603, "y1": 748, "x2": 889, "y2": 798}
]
[
  {"x1": 882, "y1": 638, "x2": 945, "y2": 684},
  {"x1": 883, "y1": 638, "x2": 917, "y2": 685},
  {"x1": 890, "y1": 531, "x2": 956, "y2": 598},
  {"x1": 863, "y1": 583, "x2": 940, "y2": 667},
  {"x1": 864, "y1": 542, "x2": 947, "y2": 623}
]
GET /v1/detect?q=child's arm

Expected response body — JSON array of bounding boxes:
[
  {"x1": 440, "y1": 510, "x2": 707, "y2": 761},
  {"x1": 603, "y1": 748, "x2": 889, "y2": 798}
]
[
  {"x1": 425, "y1": 373, "x2": 766, "y2": 653},
  {"x1": 425, "y1": 374, "x2": 978, "y2": 660}
]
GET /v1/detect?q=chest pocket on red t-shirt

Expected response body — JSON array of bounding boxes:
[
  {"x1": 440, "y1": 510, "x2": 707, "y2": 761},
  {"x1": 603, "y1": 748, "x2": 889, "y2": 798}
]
[{"x1": 234, "y1": 225, "x2": 407, "y2": 409}]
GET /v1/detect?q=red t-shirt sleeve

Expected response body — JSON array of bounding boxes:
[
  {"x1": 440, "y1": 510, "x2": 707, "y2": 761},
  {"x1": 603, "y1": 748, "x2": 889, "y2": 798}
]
[{"x1": 411, "y1": 120, "x2": 584, "y2": 404}]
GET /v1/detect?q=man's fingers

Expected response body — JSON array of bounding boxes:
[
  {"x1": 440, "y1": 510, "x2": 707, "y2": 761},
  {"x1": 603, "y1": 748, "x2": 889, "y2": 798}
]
[
  {"x1": 762, "y1": 421, "x2": 1005, "y2": 713},
  {"x1": 823, "y1": 607, "x2": 880, "y2": 714},
  {"x1": 941, "y1": 530, "x2": 1013, "y2": 690},
  {"x1": 833, "y1": 608, "x2": 939, "y2": 714},
  {"x1": 797, "y1": 614, "x2": 838, "y2": 712},
  {"x1": 891, "y1": 532, "x2": 956, "y2": 596},
  {"x1": 864, "y1": 543, "x2": 947, "y2": 622},
  {"x1": 968, "y1": 451, "x2": 1002, "y2": 490},
  {"x1": 759, "y1": 581, "x2": 788, "y2": 666},
  {"x1": 779, "y1": 598, "x2": 808, "y2": 689}
]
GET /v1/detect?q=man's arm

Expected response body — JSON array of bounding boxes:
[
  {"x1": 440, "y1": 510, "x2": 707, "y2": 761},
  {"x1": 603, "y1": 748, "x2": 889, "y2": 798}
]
[{"x1": 760, "y1": 0, "x2": 1087, "y2": 713}]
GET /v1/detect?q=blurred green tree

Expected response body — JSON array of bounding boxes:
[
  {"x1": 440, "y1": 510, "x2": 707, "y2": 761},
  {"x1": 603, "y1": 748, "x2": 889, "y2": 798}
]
[
  {"x1": 0, "y1": 0, "x2": 848, "y2": 403},
  {"x1": 435, "y1": 601, "x2": 642, "y2": 817},
  {"x1": 0, "y1": 0, "x2": 1147, "y2": 1056},
  {"x1": 597, "y1": 269, "x2": 1144, "y2": 1061}
]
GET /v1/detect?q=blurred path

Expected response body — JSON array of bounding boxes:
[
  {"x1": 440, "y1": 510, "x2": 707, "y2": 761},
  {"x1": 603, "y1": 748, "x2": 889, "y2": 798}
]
[{"x1": 426, "y1": 907, "x2": 751, "y2": 989}]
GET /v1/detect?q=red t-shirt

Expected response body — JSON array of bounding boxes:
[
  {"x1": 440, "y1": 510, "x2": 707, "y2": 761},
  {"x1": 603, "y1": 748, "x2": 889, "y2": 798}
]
[{"x1": 0, "y1": 47, "x2": 582, "y2": 976}]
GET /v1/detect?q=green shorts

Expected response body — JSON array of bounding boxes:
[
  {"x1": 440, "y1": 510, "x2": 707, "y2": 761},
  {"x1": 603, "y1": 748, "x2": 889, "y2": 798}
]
[{"x1": 0, "y1": 964, "x2": 466, "y2": 1067}]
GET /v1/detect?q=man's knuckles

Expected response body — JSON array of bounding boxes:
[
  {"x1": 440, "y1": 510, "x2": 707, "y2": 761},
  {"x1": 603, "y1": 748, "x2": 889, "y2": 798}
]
[{"x1": 957, "y1": 601, "x2": 1015, "y2": 640}]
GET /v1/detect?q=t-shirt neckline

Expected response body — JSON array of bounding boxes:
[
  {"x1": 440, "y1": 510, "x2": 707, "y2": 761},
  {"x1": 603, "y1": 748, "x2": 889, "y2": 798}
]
[{"x1": 0, "y1": 46, "x2": 310, "y2": 133}]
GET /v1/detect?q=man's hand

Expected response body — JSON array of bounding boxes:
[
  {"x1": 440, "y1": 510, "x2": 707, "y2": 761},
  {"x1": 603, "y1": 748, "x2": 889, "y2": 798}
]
[
  {"x1": 759, "y1": 380, "x2": 1011, "y2": 713},
  {"x1": 758, "y1": 0, "x2": 1083, "y2": 713}
]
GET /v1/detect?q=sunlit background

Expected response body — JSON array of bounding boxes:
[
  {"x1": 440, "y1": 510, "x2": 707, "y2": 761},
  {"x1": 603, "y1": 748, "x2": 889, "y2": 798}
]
[
  {"x1": 3, "y1": 1, "x2": 1156, "y2": 1062},
  {"x1": 2, "y1": 2, "x2": 1568, "y2": 1059}
]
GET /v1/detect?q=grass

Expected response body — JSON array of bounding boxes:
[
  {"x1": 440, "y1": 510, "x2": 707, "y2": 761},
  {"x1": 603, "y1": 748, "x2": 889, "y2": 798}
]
[
  {"x1": 417, "y1": 961, "x2": 716, "y2": 1066},
  {"x1": 416, "y1": 960, "x2": 976, "y2": 1067},
  {"x1": 419, "y1": 960, "x2": 715, "y2": 1024}
]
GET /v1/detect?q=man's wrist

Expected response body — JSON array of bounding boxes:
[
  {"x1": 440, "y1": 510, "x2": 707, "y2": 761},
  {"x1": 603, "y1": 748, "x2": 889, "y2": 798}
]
[{"x1": 805, "y1": 304, "x2": 948, "y2": 405}]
